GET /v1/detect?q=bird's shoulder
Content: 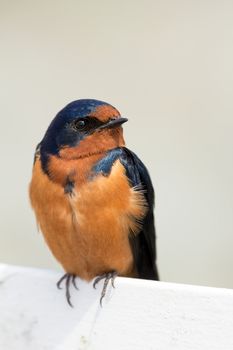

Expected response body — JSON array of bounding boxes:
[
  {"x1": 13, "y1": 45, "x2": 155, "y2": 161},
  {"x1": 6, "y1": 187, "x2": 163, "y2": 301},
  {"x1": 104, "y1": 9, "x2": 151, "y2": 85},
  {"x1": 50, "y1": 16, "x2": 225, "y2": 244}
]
[{"x1": 92, "y1": 147, "x2": 154, "y2": 204}]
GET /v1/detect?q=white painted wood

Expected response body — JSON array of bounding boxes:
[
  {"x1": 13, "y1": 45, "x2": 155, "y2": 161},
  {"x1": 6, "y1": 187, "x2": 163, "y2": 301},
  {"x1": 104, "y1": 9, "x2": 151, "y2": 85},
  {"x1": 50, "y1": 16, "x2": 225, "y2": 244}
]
[{"x1": 0, "y1": 264, "x2": 233, "y2": 350}]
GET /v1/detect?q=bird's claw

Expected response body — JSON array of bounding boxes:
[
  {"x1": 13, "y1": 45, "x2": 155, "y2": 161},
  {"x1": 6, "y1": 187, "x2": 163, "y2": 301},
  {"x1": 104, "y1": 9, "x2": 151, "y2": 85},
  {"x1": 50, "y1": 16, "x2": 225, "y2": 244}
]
[
  {"x1": 93, "y1": 271, "x2": 117, "y2": 307},
  {"x1": 56, "y1": 273, "x2": 78, "y2": 307}
]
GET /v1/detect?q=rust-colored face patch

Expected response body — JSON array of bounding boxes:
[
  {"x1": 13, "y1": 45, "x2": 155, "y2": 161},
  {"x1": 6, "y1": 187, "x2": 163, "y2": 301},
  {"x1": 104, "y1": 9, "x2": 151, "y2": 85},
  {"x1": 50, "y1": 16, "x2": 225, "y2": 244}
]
[
  {"x1": 89, "y1": 104, "x2": 120, "y2": 122},
  {"x1": 59, "y1": 128, "x2": 125, "y2": 160}
]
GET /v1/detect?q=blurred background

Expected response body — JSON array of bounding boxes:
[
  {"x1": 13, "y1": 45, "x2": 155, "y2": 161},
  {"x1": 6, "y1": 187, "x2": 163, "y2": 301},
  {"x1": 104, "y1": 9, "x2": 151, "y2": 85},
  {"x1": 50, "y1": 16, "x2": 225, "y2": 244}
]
[{"x1": 1, "y1": 0, "x2": 233, "y2": 288}]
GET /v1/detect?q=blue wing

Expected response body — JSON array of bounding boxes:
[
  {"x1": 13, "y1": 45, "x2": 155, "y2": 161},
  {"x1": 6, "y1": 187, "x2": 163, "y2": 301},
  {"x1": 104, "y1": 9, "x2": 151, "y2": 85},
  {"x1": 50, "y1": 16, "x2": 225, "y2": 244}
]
[
  {"x1": 119, "y1": 147, "x2": 159, "y2": 280},
  {"x1": 92, "y1": 147, "x2": 159, "y2": 280}
]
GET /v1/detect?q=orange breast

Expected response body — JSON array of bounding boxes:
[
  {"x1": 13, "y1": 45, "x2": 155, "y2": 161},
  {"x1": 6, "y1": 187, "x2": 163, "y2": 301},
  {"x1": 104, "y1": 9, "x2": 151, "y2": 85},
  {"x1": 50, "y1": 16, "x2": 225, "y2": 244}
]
[{"x1": 29, "y1": 158, "x2": 147, "y2": 280}]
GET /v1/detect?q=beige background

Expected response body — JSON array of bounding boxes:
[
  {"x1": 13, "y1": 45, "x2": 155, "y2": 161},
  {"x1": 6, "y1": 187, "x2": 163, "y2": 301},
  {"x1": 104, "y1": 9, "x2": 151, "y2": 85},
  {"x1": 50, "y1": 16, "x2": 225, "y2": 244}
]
[{"x1": 1, "y1": 0, "x2": 233, "y2": 288}]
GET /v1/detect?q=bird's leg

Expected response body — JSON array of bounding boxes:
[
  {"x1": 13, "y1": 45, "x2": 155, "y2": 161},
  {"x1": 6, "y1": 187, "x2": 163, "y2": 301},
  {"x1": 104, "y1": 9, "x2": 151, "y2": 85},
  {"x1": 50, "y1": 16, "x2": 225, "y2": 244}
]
[
  {"x1": 93, "y1": 271, "x2": 118, "y2": 306},
  {"x1": 56, "y1": 273, "x2": 78, "y2": 307},
  {"x1": 57, "y1": 273, "x2": 68, "y2": 289},
  {"x1": 72, "y1": 274, "x2": 79, "y2": 290}
]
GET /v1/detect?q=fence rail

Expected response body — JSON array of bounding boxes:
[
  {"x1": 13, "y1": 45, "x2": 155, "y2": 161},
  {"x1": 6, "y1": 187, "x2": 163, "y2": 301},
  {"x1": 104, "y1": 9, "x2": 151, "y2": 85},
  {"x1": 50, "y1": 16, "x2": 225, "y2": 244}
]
[{"x1": 0, "y1": 264, "x2": 233, "y2": 350}]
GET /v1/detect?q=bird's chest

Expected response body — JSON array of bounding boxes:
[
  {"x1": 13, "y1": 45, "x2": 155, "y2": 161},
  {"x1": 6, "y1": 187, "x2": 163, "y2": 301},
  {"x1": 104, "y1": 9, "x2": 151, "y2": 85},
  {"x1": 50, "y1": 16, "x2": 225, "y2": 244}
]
[{"x1": 30, "y1": 159, "x2": 146, "y2": 280}]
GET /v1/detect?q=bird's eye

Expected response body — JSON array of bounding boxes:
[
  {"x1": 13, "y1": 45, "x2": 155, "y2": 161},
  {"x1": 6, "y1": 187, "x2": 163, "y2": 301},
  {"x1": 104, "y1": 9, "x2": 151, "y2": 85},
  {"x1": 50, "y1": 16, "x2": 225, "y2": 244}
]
[{"x1": 73, "y1": 119, "x2": 87, "y2": 130}]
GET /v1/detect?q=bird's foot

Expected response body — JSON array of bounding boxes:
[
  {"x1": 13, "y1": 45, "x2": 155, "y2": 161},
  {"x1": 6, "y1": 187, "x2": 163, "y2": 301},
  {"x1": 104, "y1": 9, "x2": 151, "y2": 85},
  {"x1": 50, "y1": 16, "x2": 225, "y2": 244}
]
[
  {"x1": 93, "y1": 271, "x2": 117, "y2": 307},
  {"x1": 56, "y1": 273, "x2": 78, "y2": 307}
]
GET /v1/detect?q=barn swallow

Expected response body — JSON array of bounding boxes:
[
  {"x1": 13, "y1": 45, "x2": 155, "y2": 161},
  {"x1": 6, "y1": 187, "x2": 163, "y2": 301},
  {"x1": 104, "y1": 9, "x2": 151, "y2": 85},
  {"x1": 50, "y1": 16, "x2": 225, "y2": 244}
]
[{"x1": 29, "y1": 99, "x2": 159, "y2": 306}]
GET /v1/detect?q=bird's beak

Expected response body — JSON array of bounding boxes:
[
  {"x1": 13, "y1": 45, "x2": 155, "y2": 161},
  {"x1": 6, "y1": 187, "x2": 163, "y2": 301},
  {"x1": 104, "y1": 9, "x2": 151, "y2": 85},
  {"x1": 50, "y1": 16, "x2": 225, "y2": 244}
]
[{"x1": 97, "y1": 117, "x2": 128, "y2": 131}]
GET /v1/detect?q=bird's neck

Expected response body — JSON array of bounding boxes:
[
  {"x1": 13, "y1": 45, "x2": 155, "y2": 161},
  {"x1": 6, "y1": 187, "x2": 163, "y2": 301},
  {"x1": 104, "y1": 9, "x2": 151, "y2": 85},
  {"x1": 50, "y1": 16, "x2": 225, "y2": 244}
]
[{"x1": 40, "y1": 128, "x2": 125, "y2": 187}]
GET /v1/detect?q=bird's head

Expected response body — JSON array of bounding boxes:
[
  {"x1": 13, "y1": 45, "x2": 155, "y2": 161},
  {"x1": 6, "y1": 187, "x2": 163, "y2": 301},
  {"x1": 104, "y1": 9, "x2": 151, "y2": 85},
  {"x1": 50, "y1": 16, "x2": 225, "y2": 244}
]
[{"x1": 40, "y1": 99, "x2": 127, "y2": 164}]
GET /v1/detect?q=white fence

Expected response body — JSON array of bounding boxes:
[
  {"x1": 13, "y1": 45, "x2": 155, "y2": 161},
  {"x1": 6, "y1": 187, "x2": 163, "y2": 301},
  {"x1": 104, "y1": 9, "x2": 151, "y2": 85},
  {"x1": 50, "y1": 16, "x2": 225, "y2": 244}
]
[{"x1": 0, "y1": 264, "x2": 233, "y2": 350}]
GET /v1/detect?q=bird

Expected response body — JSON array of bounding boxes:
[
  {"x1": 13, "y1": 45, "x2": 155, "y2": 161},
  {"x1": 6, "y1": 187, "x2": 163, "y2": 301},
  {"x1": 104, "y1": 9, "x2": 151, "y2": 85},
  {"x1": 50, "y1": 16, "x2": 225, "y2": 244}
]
[{"x1": 29, "y1": 99, "x2": 159, "y2": 306}]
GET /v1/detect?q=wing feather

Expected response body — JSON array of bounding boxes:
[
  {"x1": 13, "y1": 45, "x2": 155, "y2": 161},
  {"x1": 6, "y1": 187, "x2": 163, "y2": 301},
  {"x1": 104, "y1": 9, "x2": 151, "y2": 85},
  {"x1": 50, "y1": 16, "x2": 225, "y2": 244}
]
[{"x1": 119, "y1": 147, "x2": 159, "y2": 280}]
